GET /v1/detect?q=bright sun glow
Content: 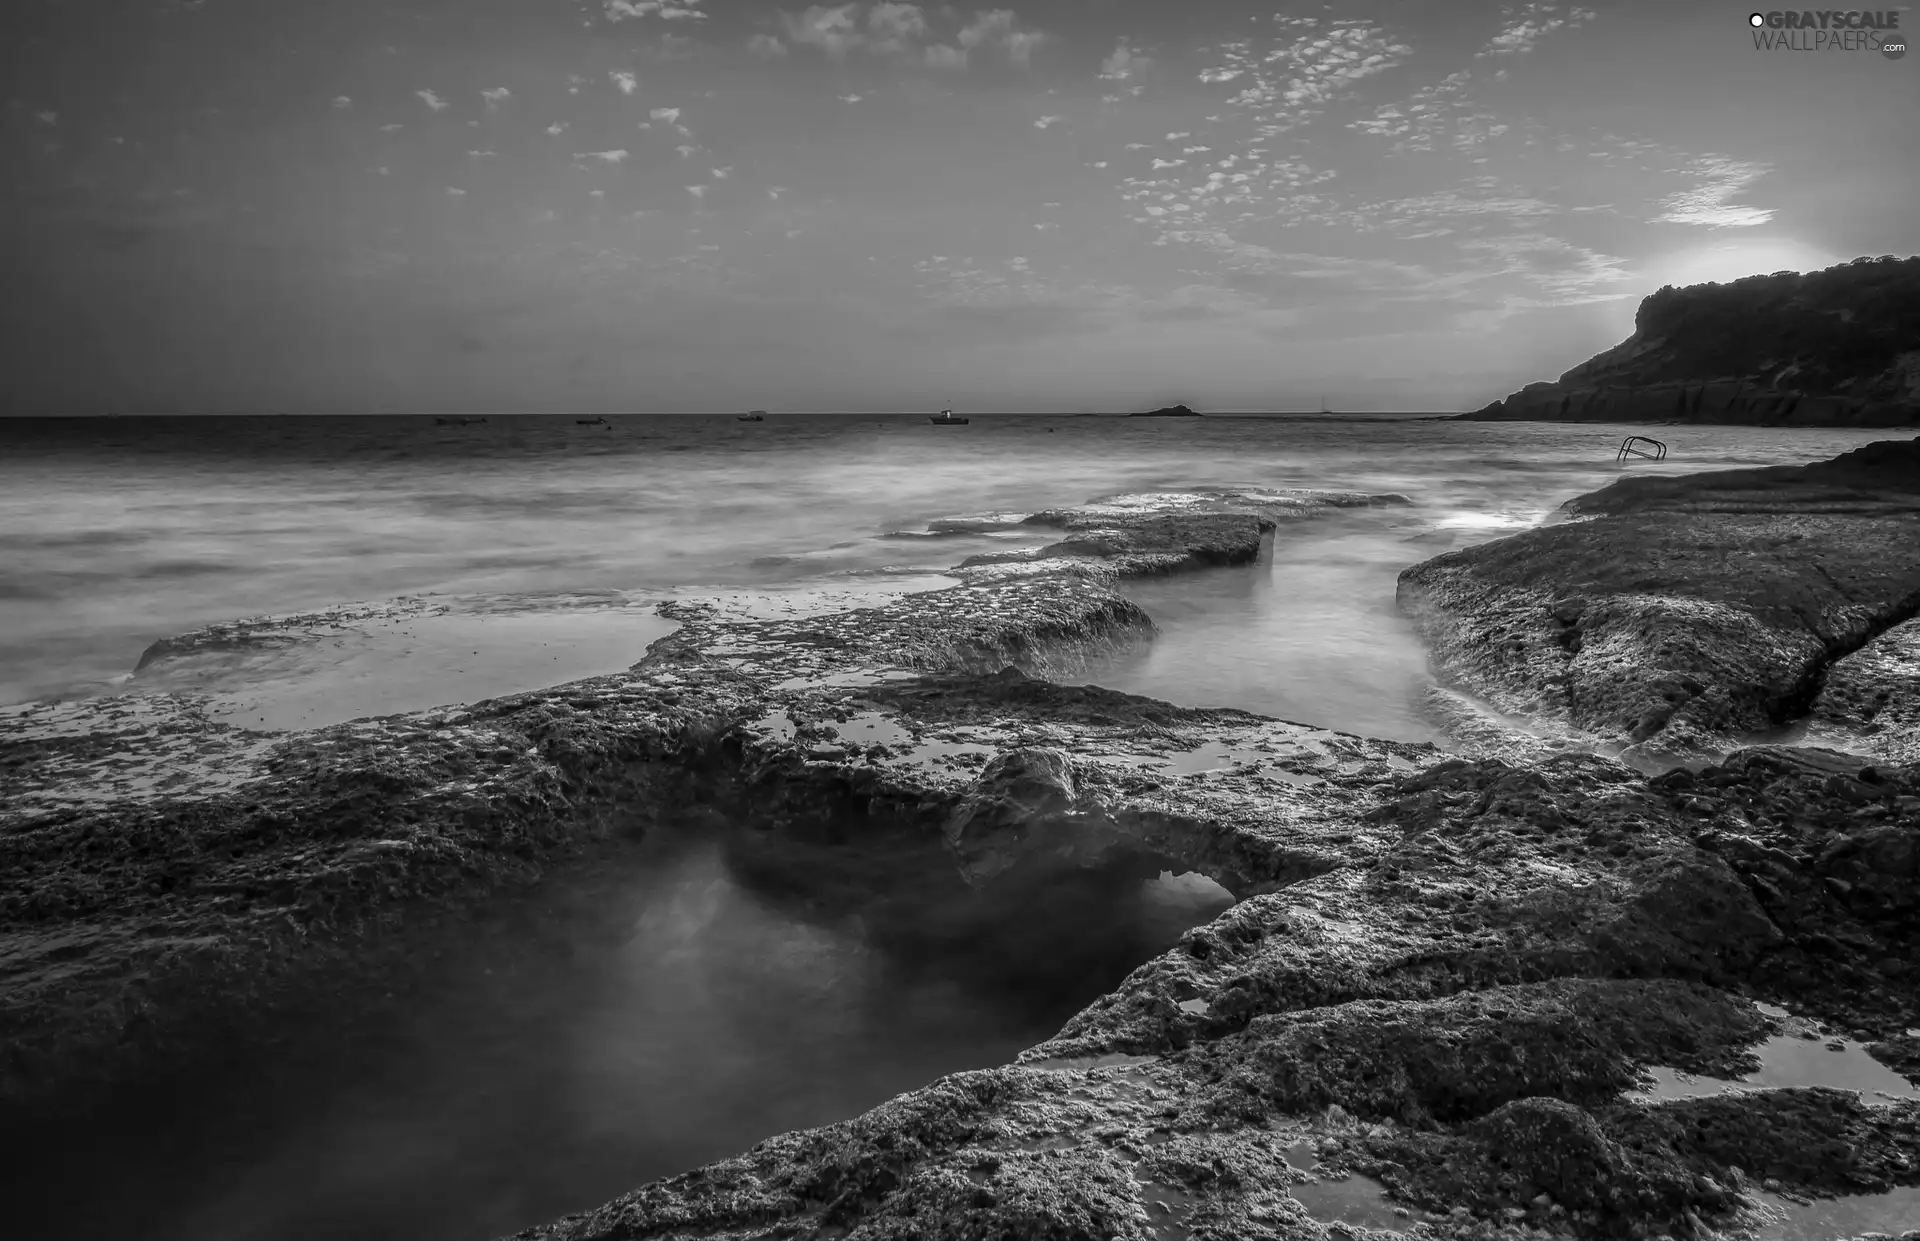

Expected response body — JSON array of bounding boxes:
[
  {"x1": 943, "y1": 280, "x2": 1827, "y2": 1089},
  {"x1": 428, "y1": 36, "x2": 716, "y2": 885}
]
[{"x1": 1646, "y1": 237, "x2": 1844, "y2": 289}]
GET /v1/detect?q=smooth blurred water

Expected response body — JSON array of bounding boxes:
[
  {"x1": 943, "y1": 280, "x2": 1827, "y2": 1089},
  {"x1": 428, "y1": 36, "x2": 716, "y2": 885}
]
[
  {"x1": 1, "y1": 414, "x2": 1896, "y2": 733},
  {"x1": 7, "y1": 828, "x2": 1235, "y2": 1241}
]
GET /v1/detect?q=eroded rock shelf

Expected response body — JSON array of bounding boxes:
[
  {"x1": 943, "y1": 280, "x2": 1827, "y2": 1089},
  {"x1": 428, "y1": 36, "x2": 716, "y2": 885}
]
[{"x1": 2, "y1": 472, "x2": 1917, "y2": 1241}]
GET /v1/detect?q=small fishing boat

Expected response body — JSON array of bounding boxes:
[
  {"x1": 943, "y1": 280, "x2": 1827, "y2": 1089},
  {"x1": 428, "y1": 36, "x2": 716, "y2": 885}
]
[
  {"x1": 434, "y1": 416, "x2": 488, "y2": 426},
  {"x1": 738, "y1": 410, "x2": 767, "y2": 422},
  {"x1": 929, "y1": 409, "x2": 969, "y2": 426},
  {"x1": 575, "y1": 416, "x2": 607, "y2": 425}
]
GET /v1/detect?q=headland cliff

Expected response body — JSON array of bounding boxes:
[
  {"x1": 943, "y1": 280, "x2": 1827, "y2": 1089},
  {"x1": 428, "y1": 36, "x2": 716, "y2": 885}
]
[{"x1": 1463, "y1": 256, "x2": 1920, "y2": 427}]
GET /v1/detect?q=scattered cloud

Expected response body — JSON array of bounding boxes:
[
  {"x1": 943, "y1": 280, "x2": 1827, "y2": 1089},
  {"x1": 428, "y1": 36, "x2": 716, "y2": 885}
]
[
  {"x1": 959, "y1": 9, "x2": 1045, "y2": 65},
  {"x1": 416, "y1": 89, "x2": 449, "y2": 112},
  {"x1": 380, "y1": 123, "x2": 404, "y2": 132},
  {"x1": 650, "y1": 106, "x2": 682, "y2": 124},
  {"x1": 1481, "y1": 3, "x2": 1597, "y2": 57},
  {"x1": 711, "y1": 165, "x2": 732, "y2": 178},
  {"x1": 1098, "y1": 38, "x2": 1150, "y2": 100},
  {"x1": 1033, "y1": 115, "x2": 1063, "y2": 129},
  {"x1": 778, "y1": 3, "x2": 1043, "y2": 65},
  {"x1": 1456, "y1": 233, "x2": 1632, "y2": 301},
  {"x1": 445, "y1": 186, "x2": 467, "y2": 196},
  {"x1": 605, "y1": 0, "x2": 707, "y2": 20},
  {"x1": 1099, "y1": 39, "x2": 1149, "y2": 83},
  {"x1": 867, "y1": 2, "x2": 928, "y2": 53},
  {"x1": 687, "y1": 184, "x2": 708, "y2": 199},
  {"x1": 578, "y1": 149, "x2": 631, "y2": 163},
  {"x1": 480, "y1": 86, "x2": 512, "y2": 108},
  {"x1": 1653, "y1": 156, "x2": 1774, "y2": 227},
  {"x1": 782, "y1": 5, "x2": 864, "y2": 56},
  {"x1": 546, "y1": 121, "x2": 568, "y2": 135},
  {"x1": 747, "y1": 33, "x2": 788, "y2": 58},
  {"x1": 839, "y1": 93, "x2": 866, "y2": 103},
  {"x1": 331, "y1": 96, "x2": 352, "y2": 110},
  {"x1": 467, "y1": 148, "x2": 497, "y2": 158},
  {"x1": 610, "y1": 70, "x2": 639, "y2": 94}
]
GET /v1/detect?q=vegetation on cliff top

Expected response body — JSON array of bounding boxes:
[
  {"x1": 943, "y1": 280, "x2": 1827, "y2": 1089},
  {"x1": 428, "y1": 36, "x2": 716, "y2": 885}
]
[{"x1": 1618, "y1": 255, "x2": 1920, "y2": 391}]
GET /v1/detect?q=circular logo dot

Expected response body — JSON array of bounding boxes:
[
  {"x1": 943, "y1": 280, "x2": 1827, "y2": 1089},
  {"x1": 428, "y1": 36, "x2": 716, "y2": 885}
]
[
  {"x1": 1885, "y1": 37, "x2": 1907, "y2": 60},
  {"x1": 1748, "y1": 12, "x2": 1765, "y2": 26}
]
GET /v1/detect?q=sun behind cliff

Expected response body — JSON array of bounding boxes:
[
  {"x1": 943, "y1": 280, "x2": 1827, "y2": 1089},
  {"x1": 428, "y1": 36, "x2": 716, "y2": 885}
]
[{"x1": 1645, "y1": 238, "x2": 1841, "y2": 289}]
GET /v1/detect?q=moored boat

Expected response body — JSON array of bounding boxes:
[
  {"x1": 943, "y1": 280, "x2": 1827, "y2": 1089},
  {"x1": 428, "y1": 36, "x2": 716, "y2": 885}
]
[{"x1": 929, "y1": 409, "x2": 969, "y2": 425}]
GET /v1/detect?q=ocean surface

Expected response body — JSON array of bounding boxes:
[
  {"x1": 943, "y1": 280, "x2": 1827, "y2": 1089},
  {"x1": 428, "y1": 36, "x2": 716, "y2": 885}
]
[{"x1": 0, "y1": 413, "x2": 1898, "y2": 738}]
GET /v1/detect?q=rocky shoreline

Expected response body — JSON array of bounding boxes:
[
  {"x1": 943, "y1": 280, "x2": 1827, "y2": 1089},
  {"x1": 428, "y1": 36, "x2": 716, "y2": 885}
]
[{"x1": 3, "y1": 470, "x2": 1918, "y2": 1241}]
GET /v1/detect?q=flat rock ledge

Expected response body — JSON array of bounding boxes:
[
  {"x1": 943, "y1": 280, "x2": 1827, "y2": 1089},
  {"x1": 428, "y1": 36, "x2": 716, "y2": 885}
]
[
  {"x1": 1396, "y1": 437, "x2": 1920, "y2": 769},
  {"x1": 2, "y1": 485, "x2": 1917, "y2": 1241}
]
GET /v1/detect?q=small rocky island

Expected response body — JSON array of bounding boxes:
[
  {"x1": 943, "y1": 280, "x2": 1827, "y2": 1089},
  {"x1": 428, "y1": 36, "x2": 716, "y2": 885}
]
[
  {"x1": 3, "y1": 452, "x2": 1919, "y2": 1241},
  {"x1": 1464, "y1": 256, "x2": 1920, "y2": 427},
  {"x1": 1131, "y1": 404, "x2": 1203, "y2": 417}
]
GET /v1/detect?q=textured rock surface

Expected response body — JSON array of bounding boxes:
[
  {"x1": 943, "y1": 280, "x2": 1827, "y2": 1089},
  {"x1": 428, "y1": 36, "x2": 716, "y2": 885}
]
[
  {"x1": 0, "y1": 487, "x2": 1414, "y2": 1117},
  {"x1": 8, "y1": 471, "x2": 1920, "y2": 1241},
  {"x1": 1462, "y1": 257, "x2": 1920, "y2": 428},
  {"x1": 1397, "y1": 438, "x2": 1920, "y2": 766},
  {"x1": 505, "y1": 748, "x2": 1920, "y2": 1241},
  {"x1": 1806, "y1": 618, "x2": 1920, "y2": 765}
]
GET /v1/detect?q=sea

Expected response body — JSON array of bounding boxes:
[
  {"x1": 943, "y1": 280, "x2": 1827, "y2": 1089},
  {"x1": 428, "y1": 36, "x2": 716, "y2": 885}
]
[
  {"x1": 0, "y1": 413, "x2": 1896, "y2": 735},
  {"x1": 0, "y1": 412, "x2": 1903, "y2": 1241}
]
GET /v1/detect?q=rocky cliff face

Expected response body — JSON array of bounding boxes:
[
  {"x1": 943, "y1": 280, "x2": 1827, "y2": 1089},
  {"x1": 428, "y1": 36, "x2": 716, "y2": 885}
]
[{"x1": 1465, "y1": 256, "x2": 1920, "y2": 427}]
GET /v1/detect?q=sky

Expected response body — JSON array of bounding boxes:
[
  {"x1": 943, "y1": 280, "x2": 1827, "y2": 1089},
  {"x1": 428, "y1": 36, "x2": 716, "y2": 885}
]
[{"x1": 0, "y1": 0, "x2": 1913, "y2": 415}]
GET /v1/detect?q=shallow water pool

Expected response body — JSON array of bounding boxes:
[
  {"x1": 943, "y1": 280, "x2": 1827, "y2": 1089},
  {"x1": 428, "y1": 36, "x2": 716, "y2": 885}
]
[{"x1": 5, "y1": 828, "x2": 1233, "y2": 1241}]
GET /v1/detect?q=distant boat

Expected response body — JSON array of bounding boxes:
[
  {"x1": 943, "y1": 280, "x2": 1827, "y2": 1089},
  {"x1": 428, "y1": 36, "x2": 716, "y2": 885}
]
[
  {"x1": 929, "y1": 409, "x2": 969, "y2": 425},
  {"x1": 738, "y1": 410, "x2": 767, "y2": 422},
  {"x1": 575, "y1": 416, "x2": 606, "y2": 425},
  {"x1": 1129, "y1": 404, "x2": 1201, "y2": 417},
  {"x1": 1320, "y1": 396, "x2": 1333, "y2": 414},
  {"x1": 434, "y1": 416, "x2": 488, "y2": 426}
]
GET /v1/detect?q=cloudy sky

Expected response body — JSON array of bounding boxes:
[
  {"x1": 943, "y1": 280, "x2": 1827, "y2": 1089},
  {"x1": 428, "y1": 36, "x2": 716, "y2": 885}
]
[{"x1": 1, "y1": 0, "x2": 1911, "y2": 414}]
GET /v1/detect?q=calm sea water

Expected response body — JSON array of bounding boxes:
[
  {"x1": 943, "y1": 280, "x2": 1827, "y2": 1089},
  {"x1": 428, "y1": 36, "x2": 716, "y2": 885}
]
[
  {"x1": 0, "y1": 413, "x2": 1895, "y2": 736},
  {"x1": 8, "y1": 828, "x2": 1235, "y2": 1241}
]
